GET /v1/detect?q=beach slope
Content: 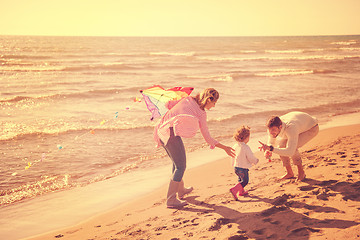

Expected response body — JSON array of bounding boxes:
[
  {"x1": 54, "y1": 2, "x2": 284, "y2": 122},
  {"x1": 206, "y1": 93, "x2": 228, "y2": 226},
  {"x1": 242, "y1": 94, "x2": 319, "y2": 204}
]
[{"x1": 27, "y1": 124, "x2": 360, "y2": 240}]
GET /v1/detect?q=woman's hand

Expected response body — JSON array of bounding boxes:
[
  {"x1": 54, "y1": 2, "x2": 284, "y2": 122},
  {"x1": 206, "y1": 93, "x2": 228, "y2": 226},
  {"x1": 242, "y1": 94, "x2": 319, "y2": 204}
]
[
  {"x1": 224, "y1": 145, "x2": 236, "y2": 158},
  {"x1": 216, "y1": 143, "x2": 236, "y2": 158}
]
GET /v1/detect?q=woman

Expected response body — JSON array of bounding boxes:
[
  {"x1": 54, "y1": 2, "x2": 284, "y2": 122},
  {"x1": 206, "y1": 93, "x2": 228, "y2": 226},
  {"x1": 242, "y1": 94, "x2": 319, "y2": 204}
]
[{"x1": 154, "y1": 88, "x2": 235, "y2": 208}]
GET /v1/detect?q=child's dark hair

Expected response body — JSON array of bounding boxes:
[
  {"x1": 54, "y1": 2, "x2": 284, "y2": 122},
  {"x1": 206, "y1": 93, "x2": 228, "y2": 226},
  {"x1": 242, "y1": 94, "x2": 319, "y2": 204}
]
[{"x1": 233, "y1": 126, "x2": 250, "y2": 142}]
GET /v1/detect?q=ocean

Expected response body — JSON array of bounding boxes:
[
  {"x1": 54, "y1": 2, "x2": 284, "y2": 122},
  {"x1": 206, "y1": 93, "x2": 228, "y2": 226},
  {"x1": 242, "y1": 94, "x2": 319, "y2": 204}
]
[{"x1": 1, "y1": 35, "x2": 360, "y2": 239}]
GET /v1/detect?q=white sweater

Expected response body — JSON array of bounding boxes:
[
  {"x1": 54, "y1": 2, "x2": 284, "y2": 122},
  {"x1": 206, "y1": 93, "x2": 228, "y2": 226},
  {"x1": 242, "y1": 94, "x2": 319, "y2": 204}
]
[
  {"x1": 232, "y1": 142, "x2": 259, "y2": 169},
  {"x1": 268, "y1": 111, "x2": 318, "y2": 157}
]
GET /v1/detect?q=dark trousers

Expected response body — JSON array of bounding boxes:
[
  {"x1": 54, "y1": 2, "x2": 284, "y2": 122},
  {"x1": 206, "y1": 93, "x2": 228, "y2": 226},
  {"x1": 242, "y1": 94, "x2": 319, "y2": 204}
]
[
  {"x1": 234, "y1": 167, "x2": 249, "y2": 188},
  {"x1": 162, "y1": 128, "x2": 186, "y2": 182}
]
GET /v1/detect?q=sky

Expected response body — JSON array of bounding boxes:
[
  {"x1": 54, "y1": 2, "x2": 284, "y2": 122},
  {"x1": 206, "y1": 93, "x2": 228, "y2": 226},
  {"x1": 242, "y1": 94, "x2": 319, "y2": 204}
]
[{"x1": 1, "y1": 0, "x2": 359, "y2": 36}]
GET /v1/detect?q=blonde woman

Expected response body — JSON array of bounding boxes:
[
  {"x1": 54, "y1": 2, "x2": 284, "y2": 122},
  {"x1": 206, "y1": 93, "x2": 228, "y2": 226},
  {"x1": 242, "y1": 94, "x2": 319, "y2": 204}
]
[{"x1": 154, "y1": 88, "x2": 235, "y2": 208}]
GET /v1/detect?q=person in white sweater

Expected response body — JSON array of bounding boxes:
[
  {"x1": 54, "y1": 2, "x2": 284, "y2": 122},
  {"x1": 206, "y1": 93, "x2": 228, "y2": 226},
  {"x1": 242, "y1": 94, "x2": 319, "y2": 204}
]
[
  {"x1": 230, "y1": 126, "x2": 259, "y2": 200},
  {"x1": 259, "y1": 111, "x2": 319, "y2": 181}
]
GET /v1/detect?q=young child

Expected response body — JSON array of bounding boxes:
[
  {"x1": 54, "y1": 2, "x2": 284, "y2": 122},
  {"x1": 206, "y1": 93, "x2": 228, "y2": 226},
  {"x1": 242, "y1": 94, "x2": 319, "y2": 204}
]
[{"x1": 230, "y1": 126, "x2": 259, "y2": 200}]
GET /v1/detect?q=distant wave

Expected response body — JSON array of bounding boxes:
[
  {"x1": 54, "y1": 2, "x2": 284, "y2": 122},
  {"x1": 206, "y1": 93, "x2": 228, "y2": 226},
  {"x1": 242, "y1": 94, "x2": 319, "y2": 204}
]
[
  {"x1": 0, "y1": 87, "x2": 143, "y2": 104},
  {"x1": 197, "y1": 55, "x2": 360, "y2": 62},
  {"x1": 331, "y1": 40, "x2": 357, "y2": 45},
  {"x1": 1, "y1": 67, "x2": 63, "y2": 72},
  {"x1": 264, "y1": 48, "x2": 359, "y2": 54},
  {"x1": 339, "y1": 47, "x2": 360, "y2": 52},
  {"x1": 61, "y1": 63, "x2": 139, "y2": 72},
  {"x1": 255, "y1": 69, "x2": 336, "y2": 77},
  {"x1": 0, "y1": 96, "x2": 30, "y2": 103},
  {"x1": 187, "y1": 74, "x2": 235, "y2": 82},
  {"x1": 265, "y1": 49, "x2": 304, "y2": 54},
  {"x1": 62, "y1": 52, "x2": 150, "y2": 58},
  {"x1": 0, "y1": 54, "x2": 53, "y2": 60},
  {"x1": 187, "y1": 68, "x2": 336, "y2": 80},
  {"x1": 149, "y1": 51, "x2": 195, "y2": 57}
]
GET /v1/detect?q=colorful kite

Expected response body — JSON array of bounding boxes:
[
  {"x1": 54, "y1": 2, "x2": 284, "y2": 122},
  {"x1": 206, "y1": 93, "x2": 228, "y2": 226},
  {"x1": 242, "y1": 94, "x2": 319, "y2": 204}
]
[{"x1": 140, "y1": 85, "x2": 194, "y2": 120}]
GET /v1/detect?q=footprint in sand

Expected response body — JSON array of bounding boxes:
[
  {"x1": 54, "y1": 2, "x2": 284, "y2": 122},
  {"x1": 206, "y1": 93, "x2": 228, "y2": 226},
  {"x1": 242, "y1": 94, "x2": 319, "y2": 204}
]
[
  {"x1": 271, "y1": 194, "x2": 292, "y2": 205},
  {"x1": 260, "y1": 206, "x2": 288, "y2": 217},
  {"x1": 154, "y1": 226, "x2": 167, "y2": 231},
  {"x1": 208, "y1": 217, "x2": 231, "y2": 231},
  {"x1": 270, "y1": 220, "x2": 280, "y2": 225},
  {"x1": 327, "y1": 162, "x2": 337, "y2": 165},
  {"x1": 318, "y1": 180, "x2": 338, "y2": 186},
  {"x1": 252, "y1": 228, "x2": 265, "y2": 235},
  {"x1": 349, "y1": 163, "x2": 358, "y2": 168},
  {"x1": 299, "y1": 186, "x2": 316, "y2": 191},
  {"x1": 228, "y1": 234, "x2": 249, "y2": 240},
  {"x1": 287, "y1": 227, "x2": 320, "y2": 237}
]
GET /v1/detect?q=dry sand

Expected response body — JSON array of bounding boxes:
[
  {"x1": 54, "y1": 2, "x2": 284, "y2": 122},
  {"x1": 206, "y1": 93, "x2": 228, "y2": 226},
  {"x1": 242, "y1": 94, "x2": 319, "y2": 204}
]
[{"x1": 27, "y1": 124, "x2": 360, "y2": 240}]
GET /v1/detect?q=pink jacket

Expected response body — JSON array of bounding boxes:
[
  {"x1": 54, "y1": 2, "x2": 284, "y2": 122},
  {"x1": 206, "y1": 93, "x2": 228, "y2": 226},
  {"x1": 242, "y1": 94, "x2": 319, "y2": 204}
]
[{"x1": 154, "y1": 96, "x2": 218, "y2": 148}]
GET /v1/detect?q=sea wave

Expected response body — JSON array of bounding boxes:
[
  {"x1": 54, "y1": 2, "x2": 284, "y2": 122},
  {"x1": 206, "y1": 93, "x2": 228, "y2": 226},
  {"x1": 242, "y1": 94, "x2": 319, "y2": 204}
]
[
  {"x1": 62, "y1": 52, "x2": 150, "y2": 58},
  {"x1": 187, "y1": 68, "x2": 336, "y2": 80},
  {"x1": 0, "y1": 121, "x2": 154, "y2": 142},
  {"x1": 149, "y1": 51, "x2": 195, "y2": 57},
  {"x1": 0, "y1": 174, "x2": 71, "y2": 206},
  {"x1": 255, "y1": 68, "x2": 336, "y2": 77},
  {"x1": 331, "y1": 40, "x2": 357, "y2": 45},
  {"x1": 0, "y1": 54, "x2": 54, "y2": 60},
  {"x1": 0, "y1": 148, "x2": 166, "y2": 207},
  {"x1": 61, "y1": 62, "x2": 139, "y2": 72},
  {"x1": 265, "y1": 49, "x2": 304, "y2": 54},
  {"x1": 187, "y1": 74, "x2": 235, "y2": 82},
  {"x1": 264, "y1": 47, "x2": 360, "y2": 54},
  {"x1": 197, "y1": 54, "x2": 360, "y2": 62},
  {"x1": 0, "y1": 87, "x2": 143, "y2": 103},
  {"x1": 339, "y1": 47, "x2": 360, "y2": 52}
]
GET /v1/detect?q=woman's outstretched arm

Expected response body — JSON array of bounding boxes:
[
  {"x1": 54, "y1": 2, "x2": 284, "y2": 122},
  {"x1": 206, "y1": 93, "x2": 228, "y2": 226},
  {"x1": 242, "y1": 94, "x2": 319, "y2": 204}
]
[{"x1": 215, "y1": 142, "x2": 236, "y2": 158}]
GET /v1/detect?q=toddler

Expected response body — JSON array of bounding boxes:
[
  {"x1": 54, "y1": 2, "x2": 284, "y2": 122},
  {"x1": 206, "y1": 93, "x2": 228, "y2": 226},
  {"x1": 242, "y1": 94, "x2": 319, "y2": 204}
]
[{"x1": 230, "y1": 126, "x2": 259, "y2": 200}]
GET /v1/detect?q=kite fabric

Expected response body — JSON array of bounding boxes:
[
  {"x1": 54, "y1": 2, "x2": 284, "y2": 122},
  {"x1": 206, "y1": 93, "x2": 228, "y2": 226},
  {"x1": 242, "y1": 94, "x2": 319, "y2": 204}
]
[{"x1": 140, "y1": 85, "x2": 194, "y2": 120}]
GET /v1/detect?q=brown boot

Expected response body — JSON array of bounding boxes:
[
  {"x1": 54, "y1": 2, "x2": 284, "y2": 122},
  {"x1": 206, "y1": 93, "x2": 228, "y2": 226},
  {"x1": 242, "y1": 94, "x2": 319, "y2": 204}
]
[
  {"x1": 166, "y1": 180, "x2": 188, "y2": 208},
  {"x1": 178, "y1": 180, "x2": 193, "y2": 199}
]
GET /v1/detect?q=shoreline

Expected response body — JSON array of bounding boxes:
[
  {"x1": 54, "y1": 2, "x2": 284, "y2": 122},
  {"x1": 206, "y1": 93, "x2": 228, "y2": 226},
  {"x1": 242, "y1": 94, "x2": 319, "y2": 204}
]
[{"x1": 24, "y1": 121, "x2": 360, "y2": 240}]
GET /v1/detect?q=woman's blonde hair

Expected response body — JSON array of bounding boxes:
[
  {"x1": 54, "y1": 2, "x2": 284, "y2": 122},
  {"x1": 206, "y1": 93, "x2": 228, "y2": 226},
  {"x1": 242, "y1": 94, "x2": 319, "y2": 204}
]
[
  {"x1": 193, "y1": 88, "x2": 219, "y2": 110},
  {"x1": 233, "y1": 126, "x2": 250, "y2": 142}
]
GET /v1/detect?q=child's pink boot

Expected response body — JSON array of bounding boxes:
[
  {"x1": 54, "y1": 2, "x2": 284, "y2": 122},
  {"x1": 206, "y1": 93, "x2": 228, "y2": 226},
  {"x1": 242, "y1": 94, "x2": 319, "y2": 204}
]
[
  {"x1": 237, "y1": 184, "x2": 248, "y2": 196},
  {"x1": 230, "y1": 183, "x2": 242, "y2": 200},
  {"x1": 239, "y1": 187, "x2": 248, "y2": 196}
]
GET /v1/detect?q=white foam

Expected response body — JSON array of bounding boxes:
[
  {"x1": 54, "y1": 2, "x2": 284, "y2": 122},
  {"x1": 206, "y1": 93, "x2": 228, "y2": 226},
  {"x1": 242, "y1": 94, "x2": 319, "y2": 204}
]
[{"x1": 320, "y1": 111, "x2": 360, "y2": 129}]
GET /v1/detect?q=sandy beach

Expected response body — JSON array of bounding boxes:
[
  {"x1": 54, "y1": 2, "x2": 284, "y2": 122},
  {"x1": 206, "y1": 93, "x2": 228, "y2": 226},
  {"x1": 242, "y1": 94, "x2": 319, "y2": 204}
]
[{"x1": 25, "y1": 123, "x2": 360, "y2": 240}]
